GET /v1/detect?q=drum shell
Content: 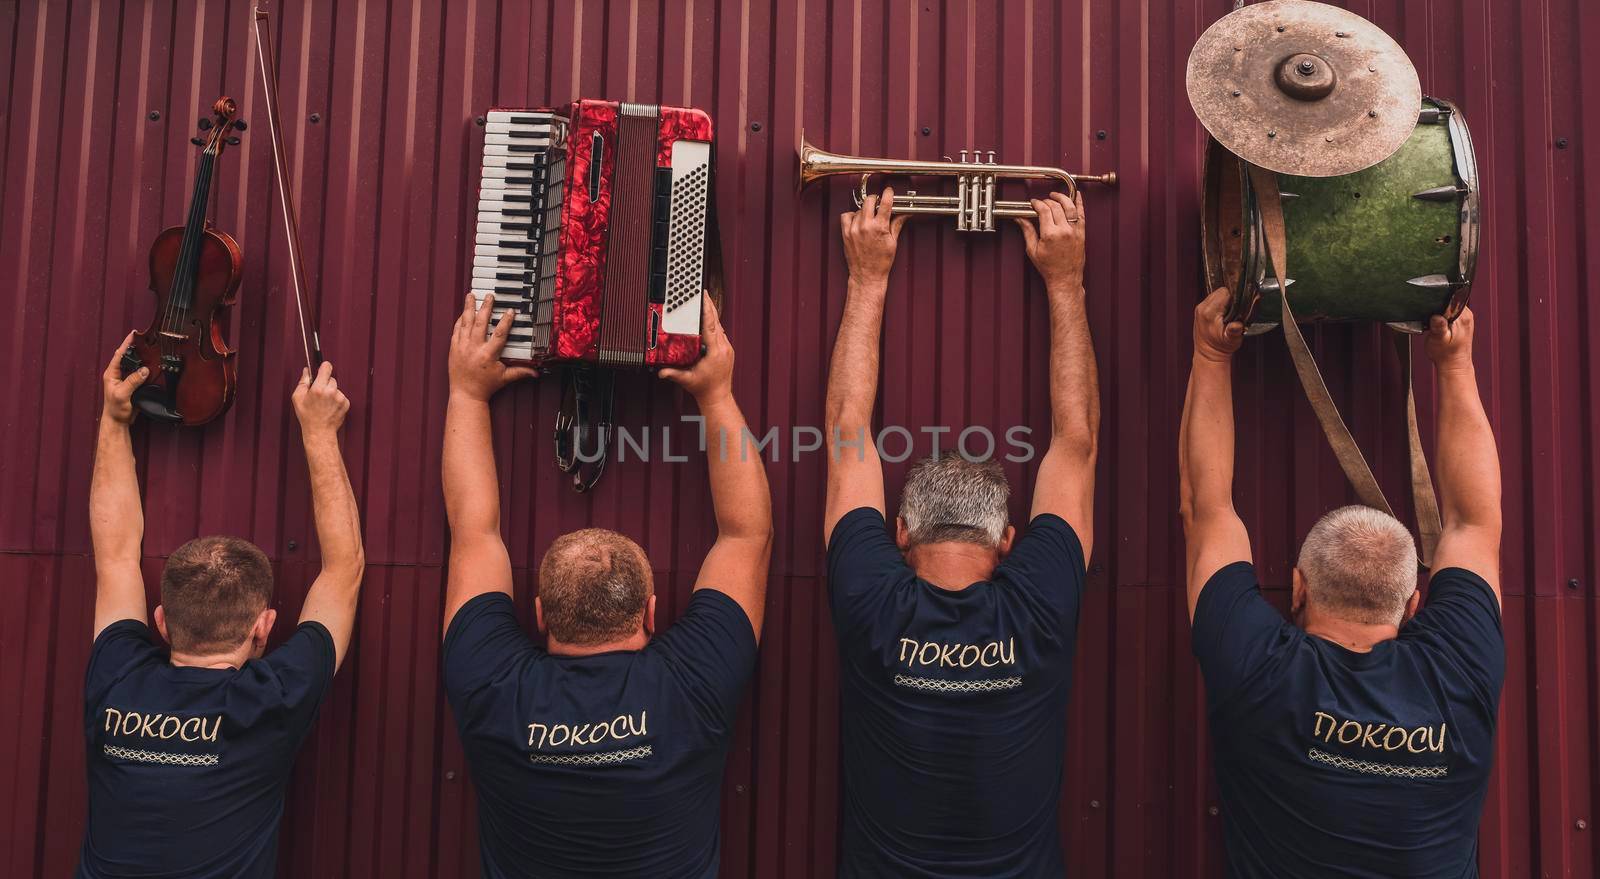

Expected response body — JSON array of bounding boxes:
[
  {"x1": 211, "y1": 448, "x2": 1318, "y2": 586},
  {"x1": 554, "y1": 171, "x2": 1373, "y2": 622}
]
[{"x1": 1202, "y1": 98, "x2": 1479, "y2": 332}]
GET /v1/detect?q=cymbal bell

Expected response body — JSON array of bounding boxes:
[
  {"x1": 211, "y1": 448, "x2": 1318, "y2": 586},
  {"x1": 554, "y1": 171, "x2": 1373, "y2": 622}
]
[{"x1": 1186, "y1": 0, "x2": 1421, "y2": 177}]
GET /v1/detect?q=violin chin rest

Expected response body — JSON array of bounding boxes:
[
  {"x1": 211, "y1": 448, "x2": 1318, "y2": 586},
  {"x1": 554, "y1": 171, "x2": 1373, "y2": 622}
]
[{"x1": 132, "y1": 386, "x2": 184, "y2": 424}]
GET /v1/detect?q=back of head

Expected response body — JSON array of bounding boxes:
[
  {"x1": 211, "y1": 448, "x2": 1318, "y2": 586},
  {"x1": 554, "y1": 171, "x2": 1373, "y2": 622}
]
[
  {"x1": 538, "y1": 528, "x2": 654, "y2": 645},
  {"x1": 160, "y1": 536, "x2": 275, "y2": 654},
  {"x1": 898, "y1": 454, "x2": 1010, "y2": 548},
  {"x1": 1297, "y1": 505, "x2": 1418, "y2": 626}
]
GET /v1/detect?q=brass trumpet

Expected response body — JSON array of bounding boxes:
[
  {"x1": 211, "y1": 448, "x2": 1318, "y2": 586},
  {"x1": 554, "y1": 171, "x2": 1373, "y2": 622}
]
[{"x1": 798, "y1": 134, "x2": 1117, "y2": 232}]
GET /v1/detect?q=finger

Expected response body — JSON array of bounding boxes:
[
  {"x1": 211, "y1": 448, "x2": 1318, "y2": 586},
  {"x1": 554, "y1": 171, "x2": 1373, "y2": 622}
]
[
  {"x1": 107, "y1": 331, "x2": 136, "y2": 376},
  {"x1": 1428, "y1": 314, "x2": 1448, "y2": 335},
  {"x1": 890, "y1": 213, "x2": 910, "y2": 237},
  {"x1": 840, "y1": 212, "x2": 853, "y2": 236},
  {"x1": 880, "y1": 187, "x2": 896, "y2": 223},
  {"x1": 1015, "y1": 217, "x2": 1038, "y2": 250},
  {"x1": 700, "y1": 296, "x2": 722, "y2": 336},
  {"x1": 325, "y1": 377, "x2": 338, "y2": 393},
  {"x1": 493, "y1": 307, "x2": 515, "y2": 337},
  {"x1": 1073, "y1": 191, "x2": 1085, "y2": 222},
  {"x1": 861, "y1": 194, "x2": 879, "y2": 220},
  {"x1": 1199, "y1": 287, "x2": 1232, "y2": 320},
  {"x1": 473, "y1": 293, "x2": 495, "y2": 337},
  {"x1": 313, "y1": 359, "x2": 335, "y2": 387},
  {"x1": 657, "y1": 367, "x2": 686, "y2": 384},
  {"x1": 504, "y1": 367, "x2": 538, "y2": 383},
  {"x1": 1046, "y1": 196, "x2": 1068, "y2": 226},
  {"x1": 1049, "y1": 191, "x2": 1075, "y2": 219},
  {"x1": 299, "y1": 367, "x2": 312, "y2": 387},
  {"x1": 1030, "y1": 199, "x2": 1054, "y2": 236},
  {"x1": 1225, "y1": 321, "x2": 1246, "y2": 340},
  {"x1": 121, "y1": 364, "x2": 150, "y2": 389},
  {"x1": 458, "y1": 294, "x2": 474, "y2": 329}
]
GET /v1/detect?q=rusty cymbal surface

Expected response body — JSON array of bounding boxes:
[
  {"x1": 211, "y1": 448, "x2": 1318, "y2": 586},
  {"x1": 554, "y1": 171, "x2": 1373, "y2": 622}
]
[{"x1": 1186, "y1": 0, "x2": 1420, "y2": 177}]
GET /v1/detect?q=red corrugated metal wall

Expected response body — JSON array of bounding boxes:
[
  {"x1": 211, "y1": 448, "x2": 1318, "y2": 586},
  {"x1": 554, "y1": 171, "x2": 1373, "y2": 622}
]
[{"x1": 2, "y1": 0, "x2": 1595, "y2": 875}]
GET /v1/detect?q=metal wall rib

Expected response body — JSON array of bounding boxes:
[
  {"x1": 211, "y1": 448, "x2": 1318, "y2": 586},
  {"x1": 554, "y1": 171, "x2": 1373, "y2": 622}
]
[{"x1": 0, "y1": 1, "x2": 1594, "y2": 876}]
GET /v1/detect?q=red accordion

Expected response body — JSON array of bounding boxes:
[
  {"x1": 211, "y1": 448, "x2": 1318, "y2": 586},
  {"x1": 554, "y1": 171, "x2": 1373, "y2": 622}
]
[{"x1": 471, "y1": 99, "x2": 715, "y2": 369}]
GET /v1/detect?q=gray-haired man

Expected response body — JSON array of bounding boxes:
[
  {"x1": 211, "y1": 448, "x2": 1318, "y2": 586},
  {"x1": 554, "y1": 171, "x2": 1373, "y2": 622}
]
[
  {"x1": 823, "y1": 189, "x2": 1099, "y2": 877},
  {"x1": 1180, "y1": 290, "x2": 1504, "y2": 877}
]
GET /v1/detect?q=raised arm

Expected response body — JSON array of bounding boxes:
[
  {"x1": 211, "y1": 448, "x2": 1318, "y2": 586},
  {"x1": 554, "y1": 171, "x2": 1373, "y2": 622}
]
[
  {"x1": 442, "y1": 294, "x2": 538, "y2": 634},
  {"x1": 1016, "y1": 193, "x2": 1098, "y2": 556},
  {"x1": 660, "y1": 298, "x2": 773, "y2": 639},
  {"x1": 824, "y1": 188, "x2": 908, "y2": 542},
  {"x1": 91, "y1": 334, "x2": 151, "y2": 638},
  {"x1": 1423, "y1": 309, "x2": 1501, "y2": 600},
  {"x1": 291, "y1": 362, "x2": 364, "y2": 670},
  {"x1": 1180, "y1": 288, "x2": 1252, "y2": 618}
]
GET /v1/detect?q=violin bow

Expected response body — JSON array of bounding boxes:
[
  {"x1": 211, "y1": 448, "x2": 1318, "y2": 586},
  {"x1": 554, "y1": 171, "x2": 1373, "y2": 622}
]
[{"x1": 252, "y1": 2, "x2": 322, "y2": 372}]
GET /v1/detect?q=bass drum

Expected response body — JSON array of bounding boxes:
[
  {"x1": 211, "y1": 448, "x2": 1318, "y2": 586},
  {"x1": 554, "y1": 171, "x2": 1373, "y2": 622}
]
[{"x1": 1201, "y1": 97, "x2": 1480, "y2": 334}]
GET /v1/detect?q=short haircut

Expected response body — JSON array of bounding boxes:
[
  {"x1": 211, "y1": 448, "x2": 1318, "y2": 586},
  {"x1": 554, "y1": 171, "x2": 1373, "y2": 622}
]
[
  {"x1": 1297, "y1": 505, "x2": 1419, "y2": 625},
  {"x1": 537, "y1": 528, "x2": 653, "y2": 645},
  {"x1": 160, "y1": 536, "x2": 275, "y2": 653},
  {"x1": 898, "y1": 453, "x2": 1010, "y2": 547}
]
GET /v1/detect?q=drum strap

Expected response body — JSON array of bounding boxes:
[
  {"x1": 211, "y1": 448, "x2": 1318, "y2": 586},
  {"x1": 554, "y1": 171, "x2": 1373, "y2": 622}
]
[{"x1": 1246, "y1": 163, "x2": 1442, "y2": 567}]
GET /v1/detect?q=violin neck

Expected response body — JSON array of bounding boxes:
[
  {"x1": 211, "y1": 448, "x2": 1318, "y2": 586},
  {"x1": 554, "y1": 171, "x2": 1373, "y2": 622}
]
[{"x1": 170, "y1": 149, "x2": 217, "y2": 311}]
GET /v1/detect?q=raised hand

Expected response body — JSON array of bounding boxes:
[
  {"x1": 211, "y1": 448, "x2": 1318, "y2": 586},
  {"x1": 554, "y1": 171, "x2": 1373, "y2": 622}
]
[
  {"x1": 101, "y1": 332, "x2": 149, "y2": 425},
  {"x1": 1015, "y1": 191, "x2": 1086, "y2": 289},
  {"x1": 292, "y1": 361, "x2": 351, "y2": 438},
  {"x1": 660, "y1": 296, "x2": 734, "y2": 406},
  {"x1": 841, "y1": 187, "x2": 910, "y2": 285},
  {"x1": 1193, "y1": 287, "x2": 1246, "y2": 363},
  {"x1": 448, "y1": 293, "x2": 538, "y2": 402},
  {"x1": 1424, "y1": 308, "x2": 1475, "y2": 371}
]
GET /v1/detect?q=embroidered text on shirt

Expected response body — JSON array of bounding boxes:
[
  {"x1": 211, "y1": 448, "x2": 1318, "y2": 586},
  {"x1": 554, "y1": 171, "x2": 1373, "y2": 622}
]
[
  {"x1": 896, "y1": 636, "x2": 1016, "y2": 669},
  {"x1": 527, "y1": 710, "x2": 647, "y2": 750},
  {"x1": 103, "y1": 707, "x2": 222, "y2": 743},
  {"x1": 1311, "y1": 711, "x2": 1447, "y2": 754}
]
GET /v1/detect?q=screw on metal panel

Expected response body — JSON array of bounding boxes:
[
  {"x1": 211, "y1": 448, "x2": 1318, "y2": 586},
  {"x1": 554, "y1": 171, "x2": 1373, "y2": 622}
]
[
  {"x1": 1369, "y1": 65, "x2": 1377, "y2": 72},
  {"x1": 736, "y1": 784, "x2": 746, "y2": 794},
  {"x1": 1556, "y1": 137, "x2": 1569, "y2": 149},
  {"x1": 1335, "y1": 31, "x2": 1347, "y2": 37},
  {"x1": 1209, "y1": 806, "x2": 1220, "y2": 816},
  {"x1": 309, "y1": 112, "x2": 321, "y2": 123},
  {"x1": 1569, "y1": 578, "x2": 1581, "y2": 590},
  {"x1": 1232, "y1": 90, "x2": 1242, "y2": 97},
  {"x1": 1325, "y1": 136, "x2": 1334, "y2": 143},
  {"x1": 148, "y1": 110, "x2": 161, "y2": 121},
  {"x1": 1096, "y1": 130, "x2": 1108, "y2": 140},
  {"x1": 750, "y1": 121, "x2": 762, "y2": 132},
  {"x1": 1369, "y1": 110, "x2": 1378, "y2": 118},
  {"x1": 288, "y1": 540, "x2": 298, "y2": 551},
  {"x1": 1276, "y1": 25, "x2": 1285, "y2": 32},
  {"x1": 921, "y1": 126, "x2": 931, "y2": 136},
  {"x1": 1268, "y1": 130, "x2": 1277, "y2": 138},
  {"x1": 1578, "y1": 819, "x2": 1589, "y2": 830},
  {"x1": 1089, "y1": 799, "x2": 1102, "y2": 809},
  {"x1": 445, "y1": 770, "x2": 456, "y2": 780},
  {"x1": 475, "y1": 115, "x2": 486, "y2": 126}
]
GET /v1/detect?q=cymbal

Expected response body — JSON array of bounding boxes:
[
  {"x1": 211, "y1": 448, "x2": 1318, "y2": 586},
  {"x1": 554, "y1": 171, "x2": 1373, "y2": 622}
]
[{"x1": 1186, "y1": 0, "x2": 1421, "y2": 177}]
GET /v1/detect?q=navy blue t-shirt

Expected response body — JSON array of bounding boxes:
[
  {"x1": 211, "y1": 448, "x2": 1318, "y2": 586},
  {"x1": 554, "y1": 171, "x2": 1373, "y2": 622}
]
[
  {"x1": 1194, "y1": 563, "x2": 1505, "y2": 878},
  {"x1": 827, "y1": 507, "x2": 1086, "y2": 878},
  {"x1": 443, "y1": 588, "x2": 758, "y2": 879},
  {"x1": 77, "y1": 619, "x2": 336, "y2": 879}
]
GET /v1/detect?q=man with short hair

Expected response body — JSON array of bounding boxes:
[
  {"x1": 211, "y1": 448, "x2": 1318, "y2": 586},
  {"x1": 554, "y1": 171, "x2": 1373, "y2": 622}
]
[
  {"x1": 441, "y1": 294, "x2": 771, "y2": 879},
  {"x1": 81, "y1": 339, "x2": 364, "y2": 878},
  {"x1": 825, "y1": 189, "x2": 1099, "y2": 876},
  {"x1": 1180, "y1": 289, "x2": 1504, "y2": 877}
]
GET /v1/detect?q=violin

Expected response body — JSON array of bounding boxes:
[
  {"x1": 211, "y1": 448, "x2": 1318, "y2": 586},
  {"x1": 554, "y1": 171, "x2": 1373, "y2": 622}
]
[{"x1": 123, "y1": 97, "x2": 247, "y2": 425}]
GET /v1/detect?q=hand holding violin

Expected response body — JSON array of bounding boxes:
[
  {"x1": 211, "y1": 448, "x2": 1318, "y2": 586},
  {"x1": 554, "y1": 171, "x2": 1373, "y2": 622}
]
[{"x1": 102, "y1": 333, "x2": 151, "y2": 426}]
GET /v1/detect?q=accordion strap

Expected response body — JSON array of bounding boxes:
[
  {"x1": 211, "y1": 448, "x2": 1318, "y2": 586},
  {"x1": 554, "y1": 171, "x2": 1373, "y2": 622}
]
[
  {"x1": 1246, "y1": 162, "x2": 1441, "y2": 567},
  {"x1": 554, "y1": 366, "x2": 614, "y2": 493}
]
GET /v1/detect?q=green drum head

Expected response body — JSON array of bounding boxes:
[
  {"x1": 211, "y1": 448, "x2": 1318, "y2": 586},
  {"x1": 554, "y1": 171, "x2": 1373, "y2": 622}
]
[{"x1": 1202, "y1": 98, "x2": 1479, "y2": 330}]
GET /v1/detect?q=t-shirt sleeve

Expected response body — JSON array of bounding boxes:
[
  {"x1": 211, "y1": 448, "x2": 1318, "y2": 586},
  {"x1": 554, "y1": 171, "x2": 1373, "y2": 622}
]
[
  {"x1": 1191, "y1": 562, "x2": 1293, "y2": 703},
  {"x1": 442, "y1": 593, "x2": 538, "y2": 707},
  {"x1": 84, "y1": 620, "x2": 160, "y2": 712},
  {"x1": 1403, "y1": 567, "x2": 1506, "y2": 706},
  {"x1": 826, "y1": 507, "x2": 910, "y2": 629},
  {"x1": 651, "y1": 589, "x2": 759, "y2": 734},
  {"x1": 992, "y1": 514, "x2": 1087, "y2": 625},
  {"x1": 258, "y1": 621, "x2": 338, "y2": 745}
]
